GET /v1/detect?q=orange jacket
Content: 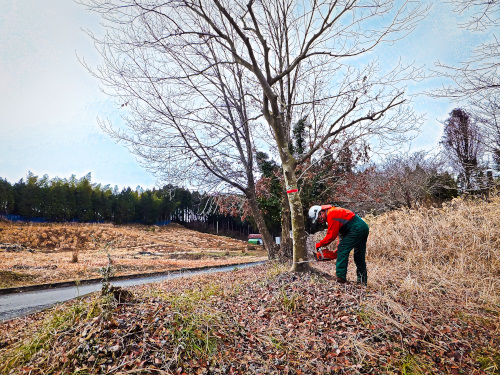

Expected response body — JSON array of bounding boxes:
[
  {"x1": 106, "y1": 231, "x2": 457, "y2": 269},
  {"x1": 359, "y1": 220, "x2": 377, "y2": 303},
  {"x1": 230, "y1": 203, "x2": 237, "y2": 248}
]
[{"x1": 316, "y1": 206, "x2": 355, "y2": 248}]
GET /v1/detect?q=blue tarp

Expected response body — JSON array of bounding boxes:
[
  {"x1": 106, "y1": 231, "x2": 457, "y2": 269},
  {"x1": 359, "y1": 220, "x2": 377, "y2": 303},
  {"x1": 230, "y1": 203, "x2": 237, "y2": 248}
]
[
  {"x1": 1, "y1": 214, "x2": 47, "y2": 223},
  {"x1": 0, "y1": 214, "x2": 172, "y2": 226}
]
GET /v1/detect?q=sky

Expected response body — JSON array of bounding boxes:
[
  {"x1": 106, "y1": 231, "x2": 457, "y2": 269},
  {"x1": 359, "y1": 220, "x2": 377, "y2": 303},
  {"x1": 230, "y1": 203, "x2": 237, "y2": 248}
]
[{"x1": 0, "y1": 0, "x2": 493, "y2": 190}]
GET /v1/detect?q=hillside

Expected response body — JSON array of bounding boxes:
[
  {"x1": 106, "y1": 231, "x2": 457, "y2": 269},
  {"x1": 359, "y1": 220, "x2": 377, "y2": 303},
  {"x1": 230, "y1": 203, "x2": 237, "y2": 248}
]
[
  {"x1": 0, "y1": 196, "x2": 498, "y2": 374},
  {"x1": 0, "y1": 222, "x2": 266, "y2": 288}
]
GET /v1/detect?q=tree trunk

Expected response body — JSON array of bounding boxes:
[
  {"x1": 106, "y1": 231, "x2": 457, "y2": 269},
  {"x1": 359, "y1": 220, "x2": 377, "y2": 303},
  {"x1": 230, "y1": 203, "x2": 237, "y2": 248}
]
[
  {"x1": 265, "y1": 110, "x2": 309, "y2": 271},
  {"x1": 246, "y1": 193, "x2": 278, "y2": 259},
  {"x1": 281, "y1": 160, "x2": 309, "y2": 272},
  {"x1": 279, "y1": 189, "x2": 293, "y2": 261}
]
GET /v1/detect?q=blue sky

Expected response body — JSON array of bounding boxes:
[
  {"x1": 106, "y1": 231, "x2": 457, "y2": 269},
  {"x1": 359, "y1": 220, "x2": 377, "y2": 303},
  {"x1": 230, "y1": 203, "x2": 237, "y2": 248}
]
[
  {"x1": 0, "y1": 1, "x2": 156, "y2": 190},
  {"x1": 0, "y1": 0, "x2": 493, "y2": 189}
]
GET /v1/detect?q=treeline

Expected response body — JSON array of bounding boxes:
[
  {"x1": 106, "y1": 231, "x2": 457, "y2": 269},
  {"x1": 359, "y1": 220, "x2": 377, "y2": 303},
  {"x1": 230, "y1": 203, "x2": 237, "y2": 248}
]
[{"x1": 0, "y1": 173, "x2": 252, "y2": 236}]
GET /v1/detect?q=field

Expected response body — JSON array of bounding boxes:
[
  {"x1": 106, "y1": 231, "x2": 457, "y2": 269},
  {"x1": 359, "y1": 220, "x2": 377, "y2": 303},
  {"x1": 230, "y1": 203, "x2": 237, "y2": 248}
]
[
  {"x1": 0, "y1": 195, "x2": 499, "y2": 374},
  {"x1": 0, "y1": 222, "x2": 266, "y2": 288}
]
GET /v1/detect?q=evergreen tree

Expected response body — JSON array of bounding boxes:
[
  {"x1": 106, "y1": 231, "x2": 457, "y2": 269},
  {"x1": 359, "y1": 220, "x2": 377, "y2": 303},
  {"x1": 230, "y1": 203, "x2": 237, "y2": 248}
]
[
  {"x1": 113, "y1": 187, "x2": 138, "y2": 224},
  {"x1": 75, "y1": 173, "x2": 94, "y2": 222},
  {"x1": 46, "y1": 178, "x2": 68, "y2": 221},
  {"x1": 138, "y1": 190, "x2": 161, "y2": 225},
  {"x1": 0, "y1": 178, "x2": 14, "y2": 215}
]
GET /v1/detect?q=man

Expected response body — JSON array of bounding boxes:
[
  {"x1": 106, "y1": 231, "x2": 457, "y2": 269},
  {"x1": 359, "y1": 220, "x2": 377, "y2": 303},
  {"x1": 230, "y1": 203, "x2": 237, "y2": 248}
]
[{"x1": 309, "y1": 205, "x2": 369, "y2": 285}]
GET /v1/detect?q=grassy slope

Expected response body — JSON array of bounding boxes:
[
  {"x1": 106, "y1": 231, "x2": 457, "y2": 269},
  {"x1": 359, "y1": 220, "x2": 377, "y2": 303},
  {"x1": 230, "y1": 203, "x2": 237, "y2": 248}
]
[{"x1": 0, "y1": 196, "x2": 498, "y2": 374}]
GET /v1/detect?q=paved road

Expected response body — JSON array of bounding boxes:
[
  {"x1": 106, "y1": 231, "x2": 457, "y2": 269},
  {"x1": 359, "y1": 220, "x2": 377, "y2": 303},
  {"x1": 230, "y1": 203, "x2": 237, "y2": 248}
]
[{"x1": 0, "y1": 262, "x2": 265, "y2": 322}]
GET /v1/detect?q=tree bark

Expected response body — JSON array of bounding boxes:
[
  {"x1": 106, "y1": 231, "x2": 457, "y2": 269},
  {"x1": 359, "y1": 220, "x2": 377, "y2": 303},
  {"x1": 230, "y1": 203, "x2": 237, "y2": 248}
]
[
  {"x1": 279, "y1": 189, "x2": 292, "y2": 261},
  {"x1": 265, "y1": 110, "x2": 309, "y2": 271},
  {"x1": 246, "y1": 191, "x2": 278, "y2": 259},
  {"x1": 280, "y1": 153, "x2": 309, "y2": 272}
]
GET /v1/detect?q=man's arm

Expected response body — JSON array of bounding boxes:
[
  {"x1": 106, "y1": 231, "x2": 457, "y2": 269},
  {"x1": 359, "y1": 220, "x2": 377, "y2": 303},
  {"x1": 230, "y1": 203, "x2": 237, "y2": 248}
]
[{"x1": 316, "y1": 218, "x2": 340, "y2": 248}]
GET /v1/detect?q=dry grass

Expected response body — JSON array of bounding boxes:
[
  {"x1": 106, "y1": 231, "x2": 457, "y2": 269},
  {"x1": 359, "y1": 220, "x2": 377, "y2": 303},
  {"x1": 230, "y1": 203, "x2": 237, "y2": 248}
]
[
  {"x1": 309, "y1": 195, "x2": 499, "y2": 311},
  {"x1": 0, "y1": 223, "x2": 266, "y2": 288},
  {"x1": 365, "y1": 194, "x2": 499, "y2": 310},
  {"x1": 309, "y1": 195, "x2": 500, "y2": 373}
]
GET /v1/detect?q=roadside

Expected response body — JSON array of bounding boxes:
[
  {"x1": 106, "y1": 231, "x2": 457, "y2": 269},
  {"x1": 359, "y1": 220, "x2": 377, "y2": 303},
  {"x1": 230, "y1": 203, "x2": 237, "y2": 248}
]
[
  {"x1": 0, "y1": 260, "x2": 267, "y2": 296},
  {"x1": 0, "y1": 261, "x2": 266, "y2": 322}
]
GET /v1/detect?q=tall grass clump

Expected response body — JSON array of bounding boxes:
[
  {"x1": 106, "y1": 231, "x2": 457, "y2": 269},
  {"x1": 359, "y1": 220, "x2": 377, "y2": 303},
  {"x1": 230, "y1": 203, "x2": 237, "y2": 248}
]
[
  {"x1": 366, "y1": 194, "x2": 500, "y2": 309},
  {"x1": 0, "y1": 301, "x2": 88, "y2": 373}
]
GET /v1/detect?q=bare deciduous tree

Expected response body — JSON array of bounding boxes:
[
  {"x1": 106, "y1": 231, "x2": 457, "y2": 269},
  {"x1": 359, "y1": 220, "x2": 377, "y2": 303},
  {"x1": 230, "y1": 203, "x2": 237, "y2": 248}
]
[
  {"x1": 474, "y1": 95, "x2": 500, "y2": 168},
  {"x1": 375, "y1": 151, "x2": 451, "y2": 209},
  {"x1": 81, "y1": 0, "x2": 426, "y2": 271},
  {"x1": 81, "y1": 8, "x2": 279, "y2": 256},
  {"x1": 434, "y1": 1, "x2": 499, "y2": 100},
  {"x1": 441, "y1": 108, "x2": 484, "y2": 191},
  {"x1": 448, "y1": 0, "x2": 499, "y2": 32}
]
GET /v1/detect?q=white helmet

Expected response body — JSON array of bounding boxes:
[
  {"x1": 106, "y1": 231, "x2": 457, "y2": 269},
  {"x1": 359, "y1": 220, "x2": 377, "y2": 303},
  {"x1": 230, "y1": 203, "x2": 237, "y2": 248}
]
[{"x1": 308, "y1": 205, "x2": 322, "y2": 224}]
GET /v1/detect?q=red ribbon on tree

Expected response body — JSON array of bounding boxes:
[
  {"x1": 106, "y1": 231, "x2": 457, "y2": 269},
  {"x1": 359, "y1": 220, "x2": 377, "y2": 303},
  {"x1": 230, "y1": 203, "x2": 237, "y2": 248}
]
[{"x1": 286, "y1": 188, "x2": 298, "y2": 194}]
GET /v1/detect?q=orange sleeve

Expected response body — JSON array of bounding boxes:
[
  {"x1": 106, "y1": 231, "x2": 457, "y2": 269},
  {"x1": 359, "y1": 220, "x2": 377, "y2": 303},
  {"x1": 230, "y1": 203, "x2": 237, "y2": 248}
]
[{"x1": 316, "y1": 213, "x2": 340, "y2": 248}]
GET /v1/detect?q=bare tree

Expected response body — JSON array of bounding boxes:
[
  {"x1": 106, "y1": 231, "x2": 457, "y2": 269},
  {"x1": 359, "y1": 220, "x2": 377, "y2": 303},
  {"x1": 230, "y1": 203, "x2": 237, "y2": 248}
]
[
  {"x1": 433, "y1": 1, "x2": 499, "y2": 165},
  {"x1": 441, "y1": 108, "x2": 484, "y2": 191},
  {"x1": 474, "y1": 95, "x2": 500, "y2": 168},
  {"x1": 375, "y1": 151, "x2": 452, "y2": 209},
  {"x1": 81, "y1": 0, "x2": 426, "y2": 271},
  {"x1": 434, "y1": 1, "x2": 499, "y2": 99},
  {"x1": 81, "y1": 9, "x2": 279, "y2": 256},
  {"x1": 449, "y1": 0, "x2": 499, "y2": 32}
]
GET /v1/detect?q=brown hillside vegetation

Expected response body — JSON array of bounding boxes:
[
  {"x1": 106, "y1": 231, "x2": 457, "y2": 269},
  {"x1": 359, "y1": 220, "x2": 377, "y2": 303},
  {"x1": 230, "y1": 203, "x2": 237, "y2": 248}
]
[
  {"x1": 0, "y1": 196, "x2": 499, "y2": 374},
  {"x1": 0, "y1": 223, "x2": 266, "y2": 288}
]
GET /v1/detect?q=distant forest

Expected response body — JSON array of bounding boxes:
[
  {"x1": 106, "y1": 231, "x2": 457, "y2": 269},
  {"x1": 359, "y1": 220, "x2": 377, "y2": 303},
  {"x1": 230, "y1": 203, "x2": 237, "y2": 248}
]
[{"x1": 0, "y1": 173, "x2": 253, "y2": 237}]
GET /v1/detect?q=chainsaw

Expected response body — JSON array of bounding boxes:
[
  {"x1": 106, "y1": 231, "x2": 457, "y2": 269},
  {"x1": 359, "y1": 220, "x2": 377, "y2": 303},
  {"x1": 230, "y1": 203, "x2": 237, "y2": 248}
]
[{"x1": 314, "y1": 247, "x2": 338, "y2": 261}]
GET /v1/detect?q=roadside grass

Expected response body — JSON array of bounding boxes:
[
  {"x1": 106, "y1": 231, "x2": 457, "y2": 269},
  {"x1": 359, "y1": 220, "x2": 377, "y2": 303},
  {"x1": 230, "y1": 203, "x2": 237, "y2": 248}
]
[
  {"x1": 0, "y1": 270, "x2": 35, "y2": 289},
  {"x1": 276, "y1": 287, "x2": 302, "y2": 313},
  {"x1": 169, "y1": 309, "x2": 222, "y2": 360},
  {"x1": 397, "y1": 353, "x2": 433, "y2": 375},
  {"x1": 475, "y1": 348, "x2": 500, "y2": 374},
  {"x1": 0, "y1": 299, "x2": 89, "y2": 373},
  {"x1": 266, "y1": 261, "x2": 288, "y2": 277},
  {"x1": 141, "y1": 281, "x2": 231, "y2": 361}
]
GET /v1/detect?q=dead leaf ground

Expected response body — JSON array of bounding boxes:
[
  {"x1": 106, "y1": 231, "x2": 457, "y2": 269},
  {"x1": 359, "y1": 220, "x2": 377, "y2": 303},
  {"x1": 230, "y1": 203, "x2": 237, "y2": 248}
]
[{"x1": 0, "y1": 262, "x2": 498, "y2": 374}]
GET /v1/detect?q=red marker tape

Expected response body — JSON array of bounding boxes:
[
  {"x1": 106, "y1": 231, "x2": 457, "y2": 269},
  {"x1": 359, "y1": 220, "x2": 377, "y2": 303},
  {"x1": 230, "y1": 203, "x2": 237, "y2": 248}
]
[{"x1": 286, "y1": 189, "x2": 298, "y2": 194}]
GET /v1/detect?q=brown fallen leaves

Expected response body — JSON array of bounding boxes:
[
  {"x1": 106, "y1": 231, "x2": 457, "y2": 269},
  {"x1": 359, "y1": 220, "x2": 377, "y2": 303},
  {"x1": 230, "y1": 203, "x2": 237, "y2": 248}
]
[{"x1": 1, "y1": 263, "x2": 498, "y2": 374}]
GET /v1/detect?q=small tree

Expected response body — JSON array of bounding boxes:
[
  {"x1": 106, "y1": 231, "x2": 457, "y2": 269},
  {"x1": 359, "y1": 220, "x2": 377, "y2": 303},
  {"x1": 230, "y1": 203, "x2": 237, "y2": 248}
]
[{"x1": 441, "y1": 109, "x2": 484, "y2": 192}]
